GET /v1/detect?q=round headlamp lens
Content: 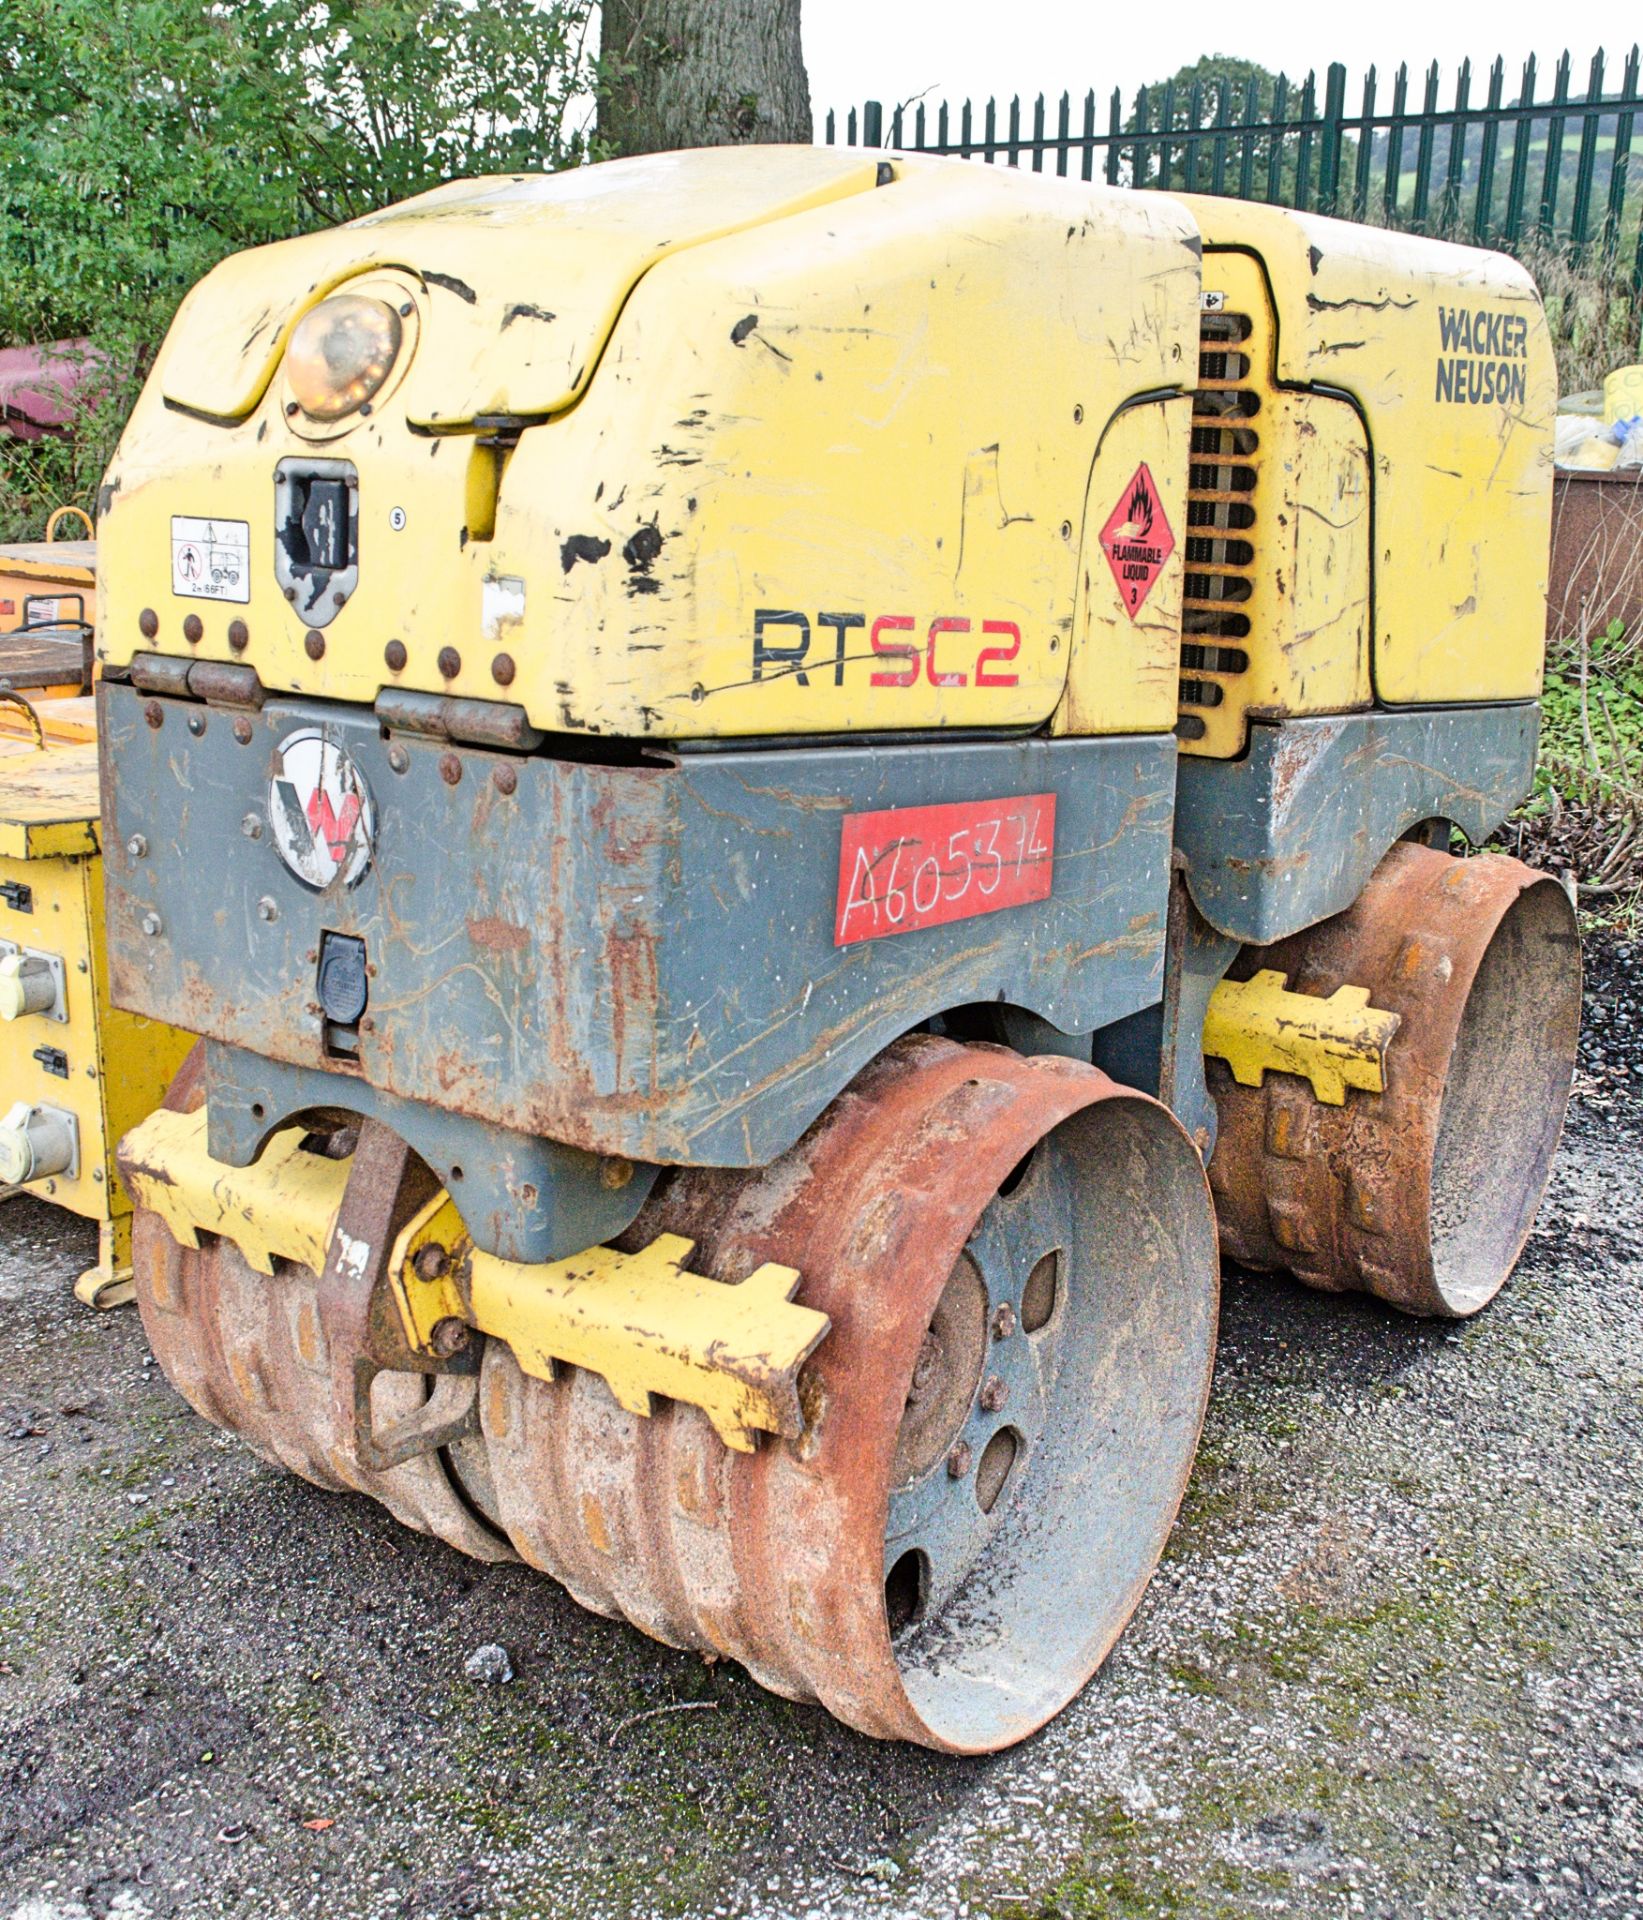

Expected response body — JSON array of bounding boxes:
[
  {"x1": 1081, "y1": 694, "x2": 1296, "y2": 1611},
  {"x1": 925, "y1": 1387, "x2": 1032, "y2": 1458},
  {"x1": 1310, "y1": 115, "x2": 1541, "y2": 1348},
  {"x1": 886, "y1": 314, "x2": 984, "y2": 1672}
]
[{"x1": 286, "y1": 294, "x2": 402, "y2": 422}]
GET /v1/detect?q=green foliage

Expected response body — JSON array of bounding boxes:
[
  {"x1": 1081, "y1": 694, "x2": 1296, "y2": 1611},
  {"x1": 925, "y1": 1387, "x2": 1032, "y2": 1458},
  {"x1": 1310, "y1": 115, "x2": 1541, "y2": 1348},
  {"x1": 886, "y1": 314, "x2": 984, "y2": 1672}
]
[
  {"x1": 1516, "y1": 618, "x2": 1643, "y2": 924},
  {"x1": 0, "y1": 0, "x2": 597, "y2": 540},
  {"x1": 1125, "y1": 56, "x2": 1356, "y2": 200},
  {"x1": 1538, "y1": 618, "x2": 1643, "y2": 803}
]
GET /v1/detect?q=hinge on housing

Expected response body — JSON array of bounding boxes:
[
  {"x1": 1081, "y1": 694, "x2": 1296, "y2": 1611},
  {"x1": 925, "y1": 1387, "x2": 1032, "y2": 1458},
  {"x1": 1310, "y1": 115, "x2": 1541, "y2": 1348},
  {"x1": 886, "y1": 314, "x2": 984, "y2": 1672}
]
[
  {"x1": 0, "y1": 882, "x2": 32, "y2": 913},
  {"x1": 374, "y1": 688, "x2": 543, "y2": 753}
]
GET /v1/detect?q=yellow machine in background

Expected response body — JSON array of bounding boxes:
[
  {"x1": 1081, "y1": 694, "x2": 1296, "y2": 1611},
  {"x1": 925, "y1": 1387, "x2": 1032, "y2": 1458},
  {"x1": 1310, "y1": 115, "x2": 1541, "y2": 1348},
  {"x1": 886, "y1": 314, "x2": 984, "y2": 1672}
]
[{"x1": 0, "y1": 531, "x2": 194, "y2": 1305}]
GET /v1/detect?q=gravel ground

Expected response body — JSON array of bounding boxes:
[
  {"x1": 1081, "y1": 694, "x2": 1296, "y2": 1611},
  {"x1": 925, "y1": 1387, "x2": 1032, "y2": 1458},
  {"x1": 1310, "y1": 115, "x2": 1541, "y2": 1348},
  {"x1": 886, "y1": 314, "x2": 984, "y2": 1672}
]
[{"x1": 1, "y1": 932, "x2": 1639, "y2": 1920}]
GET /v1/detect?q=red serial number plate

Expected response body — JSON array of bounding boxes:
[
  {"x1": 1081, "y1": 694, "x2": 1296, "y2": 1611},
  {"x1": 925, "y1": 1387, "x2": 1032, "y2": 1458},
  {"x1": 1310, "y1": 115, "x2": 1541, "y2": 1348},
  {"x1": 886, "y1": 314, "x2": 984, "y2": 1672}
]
[{"x1": 834, "y1": 794, "x2": 1056, "y2": 947}]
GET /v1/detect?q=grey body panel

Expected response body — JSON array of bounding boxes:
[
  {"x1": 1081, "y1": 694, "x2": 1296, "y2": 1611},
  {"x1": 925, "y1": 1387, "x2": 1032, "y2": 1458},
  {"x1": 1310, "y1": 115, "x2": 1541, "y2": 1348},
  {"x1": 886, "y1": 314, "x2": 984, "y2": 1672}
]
[
  {"x1": 1174, "y1": 705, "x2": 1539, "y2": 945},
  {"x1": 203, "y1": 1041, "x2": 657, "y2": 1266},
  {"x1": 99, "y1": 683, "x2": 1174, "y2": 1169}
]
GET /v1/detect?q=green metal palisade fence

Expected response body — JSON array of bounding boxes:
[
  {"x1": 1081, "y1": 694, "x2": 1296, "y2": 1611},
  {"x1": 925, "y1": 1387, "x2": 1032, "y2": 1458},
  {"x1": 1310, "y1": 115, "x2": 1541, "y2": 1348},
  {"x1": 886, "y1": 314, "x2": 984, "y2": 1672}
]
[{"x1": 826, "y1": 49, "x2": 1643, "y2": 296}]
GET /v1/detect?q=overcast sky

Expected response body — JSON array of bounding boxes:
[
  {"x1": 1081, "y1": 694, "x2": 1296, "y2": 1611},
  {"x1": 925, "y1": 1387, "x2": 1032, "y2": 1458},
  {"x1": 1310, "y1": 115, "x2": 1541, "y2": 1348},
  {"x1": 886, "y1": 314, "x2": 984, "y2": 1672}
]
[{"x1": 803, "y1": 0, "x2": 1639, "y2": 126}]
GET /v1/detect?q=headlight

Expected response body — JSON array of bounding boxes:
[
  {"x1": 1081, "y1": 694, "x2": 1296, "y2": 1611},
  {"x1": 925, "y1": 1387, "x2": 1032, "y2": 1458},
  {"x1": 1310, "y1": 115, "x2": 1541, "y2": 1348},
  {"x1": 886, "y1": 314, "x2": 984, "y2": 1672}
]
[{"x1": 286, "y1": 294, "x2": 402, "y2": 422}]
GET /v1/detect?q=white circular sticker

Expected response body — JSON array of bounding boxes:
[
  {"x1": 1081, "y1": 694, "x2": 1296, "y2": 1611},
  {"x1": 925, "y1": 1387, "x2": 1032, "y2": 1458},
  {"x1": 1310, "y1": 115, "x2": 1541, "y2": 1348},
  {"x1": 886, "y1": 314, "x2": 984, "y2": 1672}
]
[{"x1": 268, "y1": 729, "x2": 376, "y2": 891}]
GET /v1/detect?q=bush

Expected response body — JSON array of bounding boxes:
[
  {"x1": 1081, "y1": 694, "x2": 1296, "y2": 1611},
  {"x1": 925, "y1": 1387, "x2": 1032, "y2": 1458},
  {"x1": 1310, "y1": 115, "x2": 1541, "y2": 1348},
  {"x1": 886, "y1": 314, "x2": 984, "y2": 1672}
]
[{"x1": 0, "y1": 0, "x2": 596, "y2": 542}]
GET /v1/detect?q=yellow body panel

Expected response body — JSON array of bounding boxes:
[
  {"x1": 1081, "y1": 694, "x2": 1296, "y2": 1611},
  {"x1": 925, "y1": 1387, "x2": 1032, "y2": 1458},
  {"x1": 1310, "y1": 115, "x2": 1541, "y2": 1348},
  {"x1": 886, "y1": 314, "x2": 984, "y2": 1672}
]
[
  {"x1": 100, "y1": 159, "x2": 1551, "y2": 752},
  {"x1": 1203, "y1": 969, "x2": 1400, "y2": 1104},
  {"x1": 1050, "y1": 393, "x2": 1192, "y2": 736},
  {"x1": 157, "y1": 149, "x2": 887, "y2": 427},
  {"x1": 100, "y1": 154, "x2": 1200, "y2": 740},
  {"x1": 1181, "y1": 198, "x2": 1556, "y2": 709},
  {"x1": 1176, "y1": 251, "x2": 1373, "y2": 756}
]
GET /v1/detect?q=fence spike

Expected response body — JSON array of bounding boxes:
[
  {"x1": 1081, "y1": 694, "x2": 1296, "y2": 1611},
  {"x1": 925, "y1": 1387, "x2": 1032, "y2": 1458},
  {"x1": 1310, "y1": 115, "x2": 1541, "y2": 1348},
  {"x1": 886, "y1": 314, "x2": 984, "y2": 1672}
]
[
  {"x1": 1536, "y1": 50, "x2": 1572, "y2": 238},
  {"x1": 1603, "y1": 47, "x2": 1639, "y2": 262},
  {"x1": 1474, "y1": 56, "x2": 1505, "y2": 242},
  {"x1": 1267, "y1": 73, "x2": 1289, "y2": 205},
  {"x1": 1570, "y1": 49, "x2": 1606, "y2": 246},
  {"x1": 1442, "y1": 58, "x2": 1472, "y2": 230},
  {"x1": 1238, "y1": 73, "x2": 1260, "y2": 202},
  {"x1": 1411, "y1": 60, "x2": 1440, "y2": 230}
]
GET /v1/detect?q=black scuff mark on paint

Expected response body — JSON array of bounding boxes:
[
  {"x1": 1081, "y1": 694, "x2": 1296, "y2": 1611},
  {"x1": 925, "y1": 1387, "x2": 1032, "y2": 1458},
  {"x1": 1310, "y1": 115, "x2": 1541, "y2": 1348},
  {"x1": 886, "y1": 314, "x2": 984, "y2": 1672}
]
[
  {"x1": 731, "y1": 314, "x2": 759, "y2": 346},
  {"x1": 1308, "y1": 246, "x2": 1324, "y2": 274},
  {"x1": 1305, "y1": 292, "x2": 1417, "y2": 313},
  {"x1": 560, "y1": 534, "x2": 612, "y2": 572},
  {"x1": 502, "y1": 302, "x2": 557, "y2": 329},
  {"x1": 756, "y1": 334, "x2": 793, "y2": 365},
  {"x1": 623, "y1": 524, "x2": 664, "y2": 570},
  {"x1": 256, "y1": 421, "x2": 267, "y2": 442},
  {"x1": 424, "y1": 271, "x2": 478, "y2": 304},
  {"x1": 460, "y1": 527, "x2": 470, "y2": 551},
  {"x1": 655, "y1": 446, "x2": 702, "y2": 467},
  {"x1": 241, "y1": 309, "x2": 273, "y2": 355},
  {"x1": 623, "y1": 522, "x2": 665, "y2": 596}
]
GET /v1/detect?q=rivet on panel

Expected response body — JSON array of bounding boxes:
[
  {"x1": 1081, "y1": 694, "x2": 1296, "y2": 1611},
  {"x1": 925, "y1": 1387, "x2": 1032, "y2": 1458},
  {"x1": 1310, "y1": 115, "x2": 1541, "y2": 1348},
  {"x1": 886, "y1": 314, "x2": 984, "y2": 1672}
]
[
  {"x1": 182, "y1": 614, "x2": 203, "y2": 644},
  {"x1": 228, "y1": 619, "x2": 250, "y2": 652},
  {"x1": 439, "y1": 753, "x2": 462, "y2": 786},
  {"x1": 388, "y1": 745, "x2": 409, "y2": 774},
  {"x1": 491, "y1": 652, "x2": 516, "y2": 687},
  {"x1": 493, "y1": 764, "x2": 518, "y2": 796},
  {"x1": 304, "y1": 630, "x2": 326, "y2": 660},
  {"x1": 384, "y1": 640, "x2": 407, "y2": 672},
  {"x1": 138, "y1": 608, "x2": 158, "y2": 639},
  {"x1": 438, "y1": 646, "x2": 462, "y2": 679},
  {"x1": 144, "y1": 702, "x2": 163, "y2": 730}
]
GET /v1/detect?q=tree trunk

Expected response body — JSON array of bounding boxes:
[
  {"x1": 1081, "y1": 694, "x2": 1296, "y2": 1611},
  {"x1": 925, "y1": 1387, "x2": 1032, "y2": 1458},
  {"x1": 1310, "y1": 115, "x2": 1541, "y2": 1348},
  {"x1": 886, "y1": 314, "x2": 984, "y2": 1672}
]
[{"x1": 598, "y1": 0, "x2": 811, "y2": 156}]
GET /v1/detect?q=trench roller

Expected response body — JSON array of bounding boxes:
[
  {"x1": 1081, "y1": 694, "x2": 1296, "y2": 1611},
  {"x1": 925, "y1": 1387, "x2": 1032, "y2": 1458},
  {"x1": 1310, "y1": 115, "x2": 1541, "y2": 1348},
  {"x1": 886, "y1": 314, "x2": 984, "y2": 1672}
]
[{"x1": 95, "y1": 150, "x2": 1578, "y2": 1750}]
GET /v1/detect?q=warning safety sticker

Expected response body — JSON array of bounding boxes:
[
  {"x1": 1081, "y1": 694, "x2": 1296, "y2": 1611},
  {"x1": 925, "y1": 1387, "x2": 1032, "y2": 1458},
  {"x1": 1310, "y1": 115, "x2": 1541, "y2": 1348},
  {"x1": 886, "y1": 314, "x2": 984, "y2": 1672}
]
[
  {"x1": 170, "y1": 516, "x2": 250, "y2": 604},
  {"x1": 1098, "y1": 463, "x2": 1174, "y2": 621}
]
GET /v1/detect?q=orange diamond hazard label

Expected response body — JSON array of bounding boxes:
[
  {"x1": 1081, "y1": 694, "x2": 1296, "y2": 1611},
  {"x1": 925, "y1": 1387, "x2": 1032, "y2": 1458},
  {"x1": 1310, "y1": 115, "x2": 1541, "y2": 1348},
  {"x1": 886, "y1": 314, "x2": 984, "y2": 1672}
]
[{"x1": 1098, "y1": 463, "x2": 1174, "y2": 620}]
